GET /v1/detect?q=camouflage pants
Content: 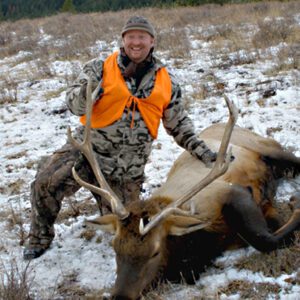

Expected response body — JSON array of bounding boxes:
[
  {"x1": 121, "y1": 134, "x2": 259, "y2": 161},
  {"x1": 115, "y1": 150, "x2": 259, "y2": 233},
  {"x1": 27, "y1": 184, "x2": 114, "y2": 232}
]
[{"x1": 28, "y1": 143, "x2": 143, "y2": 249}]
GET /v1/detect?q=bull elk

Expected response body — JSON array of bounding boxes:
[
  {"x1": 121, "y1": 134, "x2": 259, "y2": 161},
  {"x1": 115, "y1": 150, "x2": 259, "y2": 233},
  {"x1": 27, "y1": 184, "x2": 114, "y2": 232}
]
[{"x1": 68, "y1": 79, "x2": 300, "y2": 299}]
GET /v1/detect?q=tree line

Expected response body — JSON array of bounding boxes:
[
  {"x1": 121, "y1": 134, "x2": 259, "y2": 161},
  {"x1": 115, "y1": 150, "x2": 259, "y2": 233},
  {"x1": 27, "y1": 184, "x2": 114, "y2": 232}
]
[{"x1": 0, "y1": 0, "x2": 246, "y2": 21}]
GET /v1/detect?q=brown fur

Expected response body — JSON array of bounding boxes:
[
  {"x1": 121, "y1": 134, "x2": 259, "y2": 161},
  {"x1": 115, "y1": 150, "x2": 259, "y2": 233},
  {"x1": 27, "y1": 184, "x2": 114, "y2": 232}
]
[{"x1": 88, "y1": 124, "x2": 300, "y2": 300}]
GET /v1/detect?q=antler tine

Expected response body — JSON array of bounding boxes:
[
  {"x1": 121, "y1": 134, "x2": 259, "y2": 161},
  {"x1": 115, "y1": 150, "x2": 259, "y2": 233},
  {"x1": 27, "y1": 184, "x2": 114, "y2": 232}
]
[
  {"x1": 67, "y1": 78, "x2": 129, "y2": 219},
  {"x1": 140, "y1": 95, "x2": 238, "y2": 235}
]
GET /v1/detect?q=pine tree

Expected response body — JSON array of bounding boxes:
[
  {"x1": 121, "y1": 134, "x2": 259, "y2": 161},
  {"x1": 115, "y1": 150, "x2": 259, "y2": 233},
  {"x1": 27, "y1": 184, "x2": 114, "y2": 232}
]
[
  {"x1": 61, "y1": 0, "x2": 76, "y2": 13},
  {"x1": 0, "y1": 5, "x2": 3, "y2": 20}
]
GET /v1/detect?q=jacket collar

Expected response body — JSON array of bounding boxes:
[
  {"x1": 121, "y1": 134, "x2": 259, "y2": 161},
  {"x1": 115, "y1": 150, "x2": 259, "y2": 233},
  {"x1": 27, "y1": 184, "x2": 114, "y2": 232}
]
[{"x1": 117, "y1": 47, "x2": 165, "y2": 75}]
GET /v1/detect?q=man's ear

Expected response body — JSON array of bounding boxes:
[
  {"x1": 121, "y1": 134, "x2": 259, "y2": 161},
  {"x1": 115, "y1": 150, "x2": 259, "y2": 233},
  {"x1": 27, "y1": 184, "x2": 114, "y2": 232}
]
[
  {"x1": 84, "y1": 214, "x2": 118, "y2": 234},
  {"x1": 166, "y1": 215, "x2": 211, "y2": 236},
  {"x1": 151, "y1": 37, "x2": 155, "y2": 47}
]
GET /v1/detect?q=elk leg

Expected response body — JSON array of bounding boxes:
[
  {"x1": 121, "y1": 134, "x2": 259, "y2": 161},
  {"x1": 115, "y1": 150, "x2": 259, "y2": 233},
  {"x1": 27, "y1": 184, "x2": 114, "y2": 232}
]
[
  {"x1": 264, "y1": 205, "x2": 283, "y2": 231},
  {"x1": 273, "y1": 192, "x2": 300, "y2": 237},
  {"x1": 222, "y1": 188, "x2": 300, "y2": 252}
]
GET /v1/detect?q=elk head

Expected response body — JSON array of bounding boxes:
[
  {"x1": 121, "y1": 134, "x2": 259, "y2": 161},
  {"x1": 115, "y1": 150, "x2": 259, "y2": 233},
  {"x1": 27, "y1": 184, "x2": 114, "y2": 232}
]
[
  {"x1": 86, "y1": 198, "x2": 214, "y2": 299},
  {"x1": 68, "y1": 79, "x2": 238, "y2": 299}
]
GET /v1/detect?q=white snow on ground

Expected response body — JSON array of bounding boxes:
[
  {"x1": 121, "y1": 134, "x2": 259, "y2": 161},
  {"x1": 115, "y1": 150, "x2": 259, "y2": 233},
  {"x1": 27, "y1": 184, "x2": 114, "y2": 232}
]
[{"x1": 0, "y1": 11, "x2": 300, "y2": 300}]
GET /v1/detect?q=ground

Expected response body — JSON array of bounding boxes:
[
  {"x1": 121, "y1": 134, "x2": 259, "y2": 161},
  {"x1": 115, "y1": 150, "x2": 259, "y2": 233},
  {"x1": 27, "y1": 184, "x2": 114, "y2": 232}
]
[{"x1": 0, "y1": 2, "x2": 300, "y2": 299}]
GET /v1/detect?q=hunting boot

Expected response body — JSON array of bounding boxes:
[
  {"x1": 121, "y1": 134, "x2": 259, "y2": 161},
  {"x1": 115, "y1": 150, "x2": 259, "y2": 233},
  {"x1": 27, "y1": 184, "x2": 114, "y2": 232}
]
[{"x1": 23, "y1": 227, "x2": 54, "y2": 260}]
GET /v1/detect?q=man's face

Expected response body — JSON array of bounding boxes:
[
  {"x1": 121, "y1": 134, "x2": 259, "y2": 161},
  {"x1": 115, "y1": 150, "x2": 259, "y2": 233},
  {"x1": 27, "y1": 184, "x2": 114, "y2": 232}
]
[{"x1": 122, "y1": 30, "x2": 154, "y2": 63}]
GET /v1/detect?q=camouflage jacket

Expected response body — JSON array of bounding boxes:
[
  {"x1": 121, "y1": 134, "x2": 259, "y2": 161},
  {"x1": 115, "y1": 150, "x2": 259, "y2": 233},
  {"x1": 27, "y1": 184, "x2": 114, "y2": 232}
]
[{"x1": 66, "y1": 50, "x2": 210, "y2": 184}]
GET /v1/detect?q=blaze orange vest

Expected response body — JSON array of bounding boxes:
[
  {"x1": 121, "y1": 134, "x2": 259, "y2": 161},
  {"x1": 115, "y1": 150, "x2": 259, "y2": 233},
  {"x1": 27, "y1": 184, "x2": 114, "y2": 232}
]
[{"x1": 80, "y1": 51, "x2": 172, "y2": 139}]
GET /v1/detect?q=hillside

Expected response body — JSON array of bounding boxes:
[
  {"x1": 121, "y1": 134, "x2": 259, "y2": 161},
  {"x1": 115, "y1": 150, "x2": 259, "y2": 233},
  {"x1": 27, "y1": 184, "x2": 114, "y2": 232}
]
[
  {"x1": 1, "y1": 0, "x2": 236, "y2": 21},
  {"x1": 0, "y1": 1, "x2": 300, "y2": 299}
]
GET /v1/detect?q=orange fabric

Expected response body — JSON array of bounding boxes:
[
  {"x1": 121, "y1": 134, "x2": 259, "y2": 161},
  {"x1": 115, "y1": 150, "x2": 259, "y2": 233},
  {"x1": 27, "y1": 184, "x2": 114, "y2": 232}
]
[{"x1": 80, "y1": 51, "x2": 172, "y2": 139}]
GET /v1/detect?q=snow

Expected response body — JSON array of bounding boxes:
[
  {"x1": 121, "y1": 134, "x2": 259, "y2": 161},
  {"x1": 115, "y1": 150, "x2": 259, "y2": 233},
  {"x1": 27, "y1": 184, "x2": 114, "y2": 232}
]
[{"x1": 0, "y1": 10, "x2": 300, "y2": 300}]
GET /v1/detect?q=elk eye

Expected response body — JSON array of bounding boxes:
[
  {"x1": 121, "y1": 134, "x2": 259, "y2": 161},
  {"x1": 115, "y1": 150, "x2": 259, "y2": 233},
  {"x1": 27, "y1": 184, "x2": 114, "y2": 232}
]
[
  {"x1": 143, "y1": 217, "x2": 150, "y2": 226},
  {"x1": 151, "y1": 251, "x2": 159, "y2": 259}
]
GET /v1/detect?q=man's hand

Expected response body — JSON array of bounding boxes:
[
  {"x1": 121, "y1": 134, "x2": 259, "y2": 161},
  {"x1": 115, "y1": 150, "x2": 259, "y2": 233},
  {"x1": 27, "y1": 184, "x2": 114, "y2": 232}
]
[
  {"x1": 200, "y1": 149, "x2": 217, "y2": 168},
  {"x1": 200, "y1": 149, "x2": 235, "y2": 168}
]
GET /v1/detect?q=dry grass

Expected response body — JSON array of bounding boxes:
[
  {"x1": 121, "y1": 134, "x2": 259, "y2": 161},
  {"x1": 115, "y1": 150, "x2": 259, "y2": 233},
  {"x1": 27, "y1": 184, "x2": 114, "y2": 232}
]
[
  {"x1": 0, "y1": 75, "x2": 19, "y2": 105},
  {"x1": 0, "y1": 259, "x2": 33, "y2": 300},
  {"x1": 56, "y1": 270, "x2": 90, "y2": 299},
  {"x1": 55, "y1": 269, "x2": 112, "y2": 300},
  {"x1": 0, "y1": 1, "x2": 298, "y2": 94},
  {"x1": 157, "y1": 27, "x2": 191, "y2": 59},
  {"x1": 217, "y1": 204, "x2": 300, "y2": 298},
  {"x1": 6, "y1": 179, "x2": 26, "y2": 196},
  {"x1": 0, "y1": 1, "x2": 298, "y2": 64},
  {"x1": 235, "y1": 232, "x2": 300, "y2": 278},
  {"x1": 218, "y1": 280, "x2": 281, "y2": 300},
  {"x1": 1, "y1": 1, "x2": 300, "y2": 299},
  {"x1": 56, "y1": 195, "x2": 99, "y2": 223},
  {"x1": 227, "y1": 202, "x2": 300, "y2": 280}
]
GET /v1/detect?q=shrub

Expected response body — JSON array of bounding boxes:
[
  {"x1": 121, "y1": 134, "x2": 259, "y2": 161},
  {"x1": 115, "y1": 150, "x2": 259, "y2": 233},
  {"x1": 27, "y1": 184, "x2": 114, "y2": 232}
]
[{"x1": 0, "y1": 259, "x2": 33, "y2": 300}]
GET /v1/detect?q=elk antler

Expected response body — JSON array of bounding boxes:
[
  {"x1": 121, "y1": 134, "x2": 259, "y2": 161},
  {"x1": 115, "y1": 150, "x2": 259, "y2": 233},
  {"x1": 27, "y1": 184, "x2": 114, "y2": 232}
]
[
  {"x1": 67, "y1": 78, "x2": 129, "y2": 219},
  {"x1": 139, "y1": 95, "x2": 238, "y2": 235}
]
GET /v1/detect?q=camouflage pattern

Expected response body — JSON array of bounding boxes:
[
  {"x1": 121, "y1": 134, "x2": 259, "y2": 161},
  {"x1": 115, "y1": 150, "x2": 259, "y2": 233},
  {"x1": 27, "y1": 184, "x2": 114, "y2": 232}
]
[
  {"x1": 27, "y1": 49, "x2": 212, "y2": 250},
  {"x1": 28, "y1": 143, "x2": 142, "y2": 250},
  {"x1": 66, "y1": 50, "x2": 211, "y2": 184}
]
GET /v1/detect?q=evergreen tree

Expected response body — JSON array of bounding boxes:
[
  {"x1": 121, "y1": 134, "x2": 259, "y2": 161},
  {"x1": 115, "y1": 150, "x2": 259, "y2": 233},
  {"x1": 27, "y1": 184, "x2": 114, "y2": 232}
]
[
  {"x1": 0, "y1": 0, "x2": 240, "y2": 21},
  {"x1": 0, "y1": 2, "x2": 3, "y2": 20},
  {"x1": 61, "y1": 0, "x2": 76, "y2": 13}
]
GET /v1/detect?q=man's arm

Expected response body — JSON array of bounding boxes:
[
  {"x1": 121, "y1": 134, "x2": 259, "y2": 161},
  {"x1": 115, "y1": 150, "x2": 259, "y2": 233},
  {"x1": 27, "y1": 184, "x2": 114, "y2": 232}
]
[
  {"x1": 162, "y1": 74, "x2": 216, "y2": 165},
  {"x1": 66, "y1": 58, "x2": 103, "y2": 116}
]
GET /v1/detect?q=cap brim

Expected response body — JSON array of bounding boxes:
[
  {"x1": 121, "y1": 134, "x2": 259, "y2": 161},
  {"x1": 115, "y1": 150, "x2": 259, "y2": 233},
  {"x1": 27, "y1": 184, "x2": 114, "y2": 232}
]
[{"x1": 122, "y1": 26, "x2": 155, "y2": 37}]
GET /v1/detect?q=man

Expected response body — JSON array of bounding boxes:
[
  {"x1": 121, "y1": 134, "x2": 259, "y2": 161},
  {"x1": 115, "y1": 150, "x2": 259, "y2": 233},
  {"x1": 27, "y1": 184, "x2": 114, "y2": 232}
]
[{"x1": 23, "y1": 16, "x2": 217, "y2": 260}]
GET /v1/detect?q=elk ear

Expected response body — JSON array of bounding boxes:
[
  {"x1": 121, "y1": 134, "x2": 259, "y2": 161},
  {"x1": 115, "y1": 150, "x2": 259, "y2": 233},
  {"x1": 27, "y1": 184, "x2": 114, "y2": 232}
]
[
  {"x1": 166, "y1": 215, "x2": 211, "y2": 236},
  {"x1": 84, "y1": 214, "x2": 118, "y2": 234}
]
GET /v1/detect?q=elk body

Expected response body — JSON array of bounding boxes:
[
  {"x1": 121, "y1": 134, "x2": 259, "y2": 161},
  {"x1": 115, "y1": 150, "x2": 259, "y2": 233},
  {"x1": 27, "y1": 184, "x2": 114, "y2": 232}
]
[{"x1": 68, "y1": 80, "x2": 300, "y2": 300}]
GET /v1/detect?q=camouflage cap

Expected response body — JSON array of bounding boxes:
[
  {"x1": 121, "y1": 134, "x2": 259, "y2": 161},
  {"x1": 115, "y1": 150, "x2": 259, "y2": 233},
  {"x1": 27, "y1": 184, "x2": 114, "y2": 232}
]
[{"x1": 121, "y1": 16, "x2": 156, "y2": 38}]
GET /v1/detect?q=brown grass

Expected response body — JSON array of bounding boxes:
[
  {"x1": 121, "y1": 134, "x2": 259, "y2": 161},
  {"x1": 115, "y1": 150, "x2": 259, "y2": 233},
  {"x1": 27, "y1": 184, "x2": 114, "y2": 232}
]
[
  {"x1": 0, "y1": 1, "x2": 298, "y2": 91},
  {"x1": 0, "y1": 1, "x2": 298, "y2": 63},
  {"x1": 56, "y1": 195, "x2": 99, "y2": 223},
  {"x1": 0, "y1": 259, "x2": 33, "y2": 300},
  {"x1": 234, "y1": 232, "x2": 300, "y2": 278},
  {"x1": 218, "y1": 280, "x2": 281, "y2": 300},
  {"x1": 55, "y1": 270, "x2": 92, "y2": 299},
  {"x1": 1, "y1": 1, "x2": 300, "y2": 299},
  {"x1": 0, "y1": 75, "x2": 19, "y2": 105}
]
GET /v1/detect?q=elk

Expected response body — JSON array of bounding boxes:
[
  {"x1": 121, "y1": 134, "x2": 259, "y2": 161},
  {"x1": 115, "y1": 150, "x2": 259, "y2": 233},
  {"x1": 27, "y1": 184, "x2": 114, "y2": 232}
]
[{"x1": 68, "y1": 79, "x2": 300, "y2": 300}]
